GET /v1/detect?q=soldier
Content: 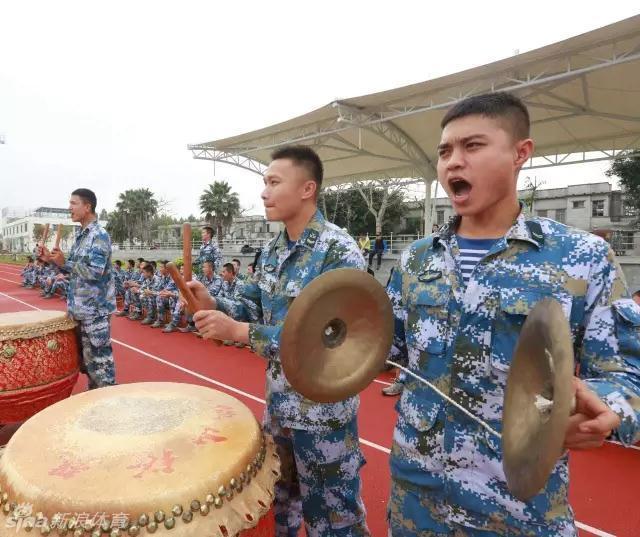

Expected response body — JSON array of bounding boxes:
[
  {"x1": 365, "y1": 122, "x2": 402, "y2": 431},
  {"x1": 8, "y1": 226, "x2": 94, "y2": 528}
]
[
  {"x1": 231, "y1": 258, "x2": 246, "y2": 281},
  {"x1": 116, "y1": 259, "x2": 143, "y2": 317},
  {"x1": 126, "y1": 262, "x2": 147, "y2": 321},
  {"x1": 139, "y1": 264, "x2": 162, "y2": 325},
  {"x1": 178, "y1": 260, "x2": 222, "y2": 333},
  {"x1": 194, "y1": 226, "x2": 223, "y2": 274},
  {"x1": 48, "y1": 273, "x2": 70, "y2": 299},
  {"x1": 20, "y1": 256, "x2": 35, "y2": 287},
  {"x1": 41, "y1": 188, "x2": 116, "y2": 390},
  {"x1": 220, "y1": 262, "x2": 241, "y2": 299},
  {"x1": 112, "y1": 260, "x2": 126, "y2": 298},
  {"x1": 190, "y1": 145, "x2": 370, "y2": 537},
  {"x1": 163, "y1": 263, "x2": 186, "y2": 333},
  {"x1": 152, "y1": 261, "x2": 177, "y2": 329},
  {"x1": 385, "y1": 92, "x2": 640, "y2": 535}
]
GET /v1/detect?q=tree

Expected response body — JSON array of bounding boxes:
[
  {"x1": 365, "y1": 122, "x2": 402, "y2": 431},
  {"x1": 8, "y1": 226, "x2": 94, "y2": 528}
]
[
  {"x1": 107, "y1": 188, "x2": 159, "y2": 245},
  {"x1": 606, "y1": 151, "x2": 640, "y2": 212},
  {"x1": 319, "y1": 184, "x2": 405, "y2": 236},
  {"x1": 98, "y1": 209, "x2": 108, "y2": 221},
  {"x1": 32, "y1": 224, "x2": 47, "y2": 245},
  {"x1": 521, "y1": 176, "x2": 545, "y2": 214},
  {"x1": 199, "y1": 181, "x2": 241, "y2": 244},
  {"x1": 353, "y1": 178, "x2": 412, "y2": 233}
]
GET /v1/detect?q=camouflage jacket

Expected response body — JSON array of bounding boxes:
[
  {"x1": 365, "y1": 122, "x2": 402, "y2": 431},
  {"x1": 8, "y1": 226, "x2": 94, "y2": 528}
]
[
  {"x1": 195, "y1": 240, "x2": 223, "y2": 272},
  {"x1": 61, "y1": 220, "x2": 116, "y2": 320},
  {"x1": 220, "y1": 278, "x2": 242, "y2": 300},
  {"x1": 387, "y1": 212, "x2": 640, "y2": 533},
  {"x1": 197, "y1": 273, "x2": 223, "y2": 297},
  {"x1": 216, "y1": 210, "x2": 366, "y2": 431}
]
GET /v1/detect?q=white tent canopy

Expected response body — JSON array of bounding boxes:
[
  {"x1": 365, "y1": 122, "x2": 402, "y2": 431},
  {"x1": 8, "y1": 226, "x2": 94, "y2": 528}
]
[{"x1": 189, "y1": 15, "x2": 640, "y2": 228}]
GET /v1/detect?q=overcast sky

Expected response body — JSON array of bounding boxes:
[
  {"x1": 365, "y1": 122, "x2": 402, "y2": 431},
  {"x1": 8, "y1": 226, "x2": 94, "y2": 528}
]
[{"x1": 0, "y1": 1, "x2": 637, "y2": 218}]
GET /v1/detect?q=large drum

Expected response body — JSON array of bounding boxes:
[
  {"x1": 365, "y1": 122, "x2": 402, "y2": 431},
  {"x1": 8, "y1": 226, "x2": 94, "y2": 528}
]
[
  {"x1": 0, "y1": 310, "x2": 79, "y2": 423},
  {"x1": 0, "y1": 382, "x2": 280, "y2": 536}
]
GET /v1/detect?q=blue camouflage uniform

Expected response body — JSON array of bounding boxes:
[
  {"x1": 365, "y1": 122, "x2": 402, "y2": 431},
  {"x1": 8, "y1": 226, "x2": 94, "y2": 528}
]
[
  {"x1": 140, "y1": 271, "x2": 163, "y2": 321},
  {"x1": 386, "y1": 212, "x2": 640, "y2": 536},
  {"x1": 113, "y1": 266, "x2": 126, "y2": 297},
  {"x1": 21, "y1": 263, "x2": 35, "y2": 287},
  {"x1": 215, "y1": 210, "x2": 370, "y2": 537},
  {"x1": 219, "y1": 277, "x2": 242, "y2": 300},
  {"x1": 170, "y1": 272, "x2": 222, "y2": 328},
  {"x1": 195, "y1": 239, "x2": 223, "y2": 273},
  {"x1": 49, "y1": 276, "x2": 69, "y2": 297},
  {"x1": 155, "y1": 273, "x2": 178, "y2": 322},
  {"x1": 60, "y1": 220, "x2": 117, "y2": 390},
  {"x1": 127, "y1": 270, "x2": 146, "y2": 315}
]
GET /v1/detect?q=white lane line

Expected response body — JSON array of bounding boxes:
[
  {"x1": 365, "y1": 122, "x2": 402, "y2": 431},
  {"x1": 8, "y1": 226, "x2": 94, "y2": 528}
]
[
  {"x1": 607, "y1": 440, "x2": 640, "y2": 451},
  {"x1": 575, "y1": 522, "x2": 616, "y2": 537}
]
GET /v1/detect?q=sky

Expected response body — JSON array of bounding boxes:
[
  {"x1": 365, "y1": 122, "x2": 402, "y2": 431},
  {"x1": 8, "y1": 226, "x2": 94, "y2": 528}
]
[{"x1": 0, "y1": 1, "x2": 637, "y2": 218}]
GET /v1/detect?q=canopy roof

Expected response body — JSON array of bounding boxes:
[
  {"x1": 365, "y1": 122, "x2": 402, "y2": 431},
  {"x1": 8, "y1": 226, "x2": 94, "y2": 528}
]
[{"x1": 190, "y1": 15, "x2": 640, "y2": 187}]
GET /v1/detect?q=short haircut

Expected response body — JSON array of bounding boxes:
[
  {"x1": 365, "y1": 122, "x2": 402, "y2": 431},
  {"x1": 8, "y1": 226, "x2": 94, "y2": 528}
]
[
  {"x1": 27, "y1": 256, "x2": 34, "y2": 262},
  {"x1": 232, "y1": 258, "x2": 241, "y2": 266},
  {"x1": 441, "y1": 92, "x2": 530, "y2": 141},
  {"x1": 202, "y1": 226, "x2": 214, "y2": 236},
  {"x1": 158, "y1": 260, "x2": 166, "y2": 267},
  {"x1": 223, "y1": 262, "x2": 235, "y2": 274},
  {"x1": 248, "y1": 262, "x2": 255, "y2": 269},
  {"x1": 71, "y1": 188, "x2": 97, "y2": 213},
  {"x1": 127, "y1": 259, "x2": 135, "y2": 267},
  {"x1": 149, "y1": 260, "x2": 157, "y2": 269},
  {"x1": 115, "y1": 260, "x2": 122, "y2": 267},
  {"x1": 271, "y1": 145, "x2": 323, "y2": 189},
  {"x1": 633, "y1": 290, "x2": 640, "y2": 298},
  {"x1": 137, "y1": 257, "x2": 145, "y2": 263},
  {"x1": 203, "y1": 260, "x2": 214, "y2": 269},
  {"x1": 142, "y1": 265, "x2": 154, "y2": 274}
]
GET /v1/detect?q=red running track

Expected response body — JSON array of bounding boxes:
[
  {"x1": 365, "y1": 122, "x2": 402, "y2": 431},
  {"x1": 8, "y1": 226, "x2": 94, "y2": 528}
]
[{"x1": 0, "y1": 262, "x2": 638, "y2": 537}]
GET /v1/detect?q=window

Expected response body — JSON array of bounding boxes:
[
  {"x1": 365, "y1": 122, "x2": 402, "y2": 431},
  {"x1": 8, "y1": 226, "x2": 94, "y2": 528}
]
[
  {"x1": 572, "y1": 200, "x2": 585, "y2": 209},
  {"x1": 592, "y1": 200, "x2": 605, "y2": 217},
  {"x1": 555, "y1": 209, "x2": 566, "y2": 224},
  {"x1": 536, "y1": 209, "x2": 548, "y2": 217},
  {"x1": 437, "y1": 210, "x2": 445, "y2": 225}
]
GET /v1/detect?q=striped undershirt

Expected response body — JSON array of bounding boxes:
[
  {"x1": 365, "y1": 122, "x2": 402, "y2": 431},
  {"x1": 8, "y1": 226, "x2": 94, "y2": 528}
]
[{"x1": 455, "y1": 235, "x2": 499, "y2": 285}]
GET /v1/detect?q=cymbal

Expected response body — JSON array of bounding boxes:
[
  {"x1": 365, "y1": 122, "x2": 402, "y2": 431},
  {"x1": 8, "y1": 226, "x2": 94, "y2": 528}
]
[
  {"x1": 280, "y1": 268, "x2": 394, "y2": 403},
  {"x1": 502, "y1": 298, "x2": 575, "y2": 501}
]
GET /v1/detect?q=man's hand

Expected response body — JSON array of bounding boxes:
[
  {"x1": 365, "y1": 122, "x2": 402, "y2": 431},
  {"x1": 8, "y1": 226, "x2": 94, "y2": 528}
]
[
  {"x1": 564, "y1": 378, "x2": 620, "y2": 450},
  {"x1": 49, "y1": 248, "x2": 65, "y2": 267},
  {"x1": 193, "y1": 310, "x2": 248, "y2": 343},
  {"x1": 186, "y1": 280, "x2": 216, "y2": 310}
]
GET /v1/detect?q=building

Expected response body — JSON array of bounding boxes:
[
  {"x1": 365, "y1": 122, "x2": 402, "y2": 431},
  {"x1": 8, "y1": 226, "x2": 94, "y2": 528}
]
[
  {"x1": 0, "y1": 207, "x2": 107, "y2": 253},
  {"x1": 399, "y1": 182, "x2": 640, "y2": 255}
]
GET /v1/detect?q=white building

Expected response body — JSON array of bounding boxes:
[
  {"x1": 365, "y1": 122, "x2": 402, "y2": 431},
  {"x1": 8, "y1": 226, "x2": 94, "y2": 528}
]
[{"x1": 1, "y1": 207, "x2": 85, "y2": 253}]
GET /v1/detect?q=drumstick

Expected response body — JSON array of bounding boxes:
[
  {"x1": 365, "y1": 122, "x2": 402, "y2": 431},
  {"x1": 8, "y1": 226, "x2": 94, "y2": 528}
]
[
  {"x1": 183, "y1": 223, "x2": 192, "y2": 282},
  {"x1": 166, "y1": 262, "x2": 222, "y2": 346},
  {"x1": 166, "y1": 262, "x2": 200, "y2": 314},
  {"x1": 40, "y1": 223, "x2": 50, "y2": 248},
  {"x1": 53, "y1": 224, "x2": 63, "y2": 250}
]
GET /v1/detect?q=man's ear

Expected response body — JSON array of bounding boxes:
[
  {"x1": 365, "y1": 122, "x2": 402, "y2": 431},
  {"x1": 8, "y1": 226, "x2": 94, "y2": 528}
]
[
  {"x1": 514, "y1": 138, "x2": 534, "y2": 169},
  {"x1": 301, "y1": 179, "x2": 318, "y2": 201}
]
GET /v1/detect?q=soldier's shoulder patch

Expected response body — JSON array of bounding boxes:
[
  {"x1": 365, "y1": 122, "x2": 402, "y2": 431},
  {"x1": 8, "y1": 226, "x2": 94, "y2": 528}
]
[
  {"x1": 525, "y1": 220, "x2": 545, "y2": 245},
  {"x1": 305, "y1": 229, "x2": 320, "y2": 248}
]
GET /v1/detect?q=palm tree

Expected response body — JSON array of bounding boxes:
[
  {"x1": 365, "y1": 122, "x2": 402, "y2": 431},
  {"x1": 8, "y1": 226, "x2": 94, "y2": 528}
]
[
  {"x1": 114, "y1": 188, "x2": 159, "y2": 245},
  {"x1": 199, "y1": 181, "x2": 241, "y2": 244}
]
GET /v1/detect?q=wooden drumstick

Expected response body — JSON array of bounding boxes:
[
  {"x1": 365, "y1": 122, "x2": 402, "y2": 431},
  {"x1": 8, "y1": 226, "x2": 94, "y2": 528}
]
[
  {"x1": 166, "y1": 262, "x2": 200, "y2": 314},
  {"x1": 54, "y1": 224, "x2": 63, "y2": 250},
  {"x1": 183, "y1": 223, "x2": 192, "y2": 282},
  {"x1": 40, "y1": 223, "x2": 50, "y2": 248},
  {"x1": 166, "y1": 262, "x2": 222, "y2": 346}
]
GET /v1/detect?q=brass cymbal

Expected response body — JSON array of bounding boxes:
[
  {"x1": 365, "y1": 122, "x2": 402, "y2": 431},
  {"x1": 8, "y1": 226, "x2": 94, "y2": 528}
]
[
  {"x1": 280, "y1": 268, "x2": 394, "y2": 403},
  {"x1": 502, "y1": 298, "x2": 575, "y2": 501}
]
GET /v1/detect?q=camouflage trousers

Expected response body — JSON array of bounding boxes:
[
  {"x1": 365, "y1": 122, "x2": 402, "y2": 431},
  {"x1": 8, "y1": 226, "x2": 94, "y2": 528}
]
[
  {"x1": 123, "y1": 288, "x2": 140, "y2": 311},
  {"x1": 171, "y1": 300, "x2": 192, "y2": 325},
  {"x1": 156, "y1": 295, "x2": 176, "y2": 318},
  {"x1": 264, "y1": 415, "x2": 370, "y2": 537},
  {"x1": 74, "y1": 315, "x2": 116, "y2": 390},
  {"x1": 141, "y1": 294, "x2": 157, "y2": 319},
  {"x1": 50, "y1": 280, "x2": 68, "y2": 296}
]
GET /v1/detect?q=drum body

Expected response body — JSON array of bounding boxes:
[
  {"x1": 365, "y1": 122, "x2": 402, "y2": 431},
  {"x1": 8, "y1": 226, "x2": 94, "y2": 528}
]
[
  {"x1": 0, "y1": 310, "x2": 79, "y2": 423},
  {"x1": 0, "y1": 382, "x2": 279, "y2": 536}
]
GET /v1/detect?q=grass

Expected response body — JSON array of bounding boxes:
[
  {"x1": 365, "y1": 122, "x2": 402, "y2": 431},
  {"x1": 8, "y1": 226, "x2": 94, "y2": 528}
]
[{"x1": 0, "y1": 254, "x2": 28, "y2": 265}]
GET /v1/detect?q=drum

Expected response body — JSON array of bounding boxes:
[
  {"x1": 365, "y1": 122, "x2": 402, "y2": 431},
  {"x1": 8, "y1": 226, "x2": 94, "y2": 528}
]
[
  {"x1": 0, "y1": 310, "x2": 79, "y2": 423},
  {"x1": 0, "y1": 382, "x2": 280, "y2": 536}
]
